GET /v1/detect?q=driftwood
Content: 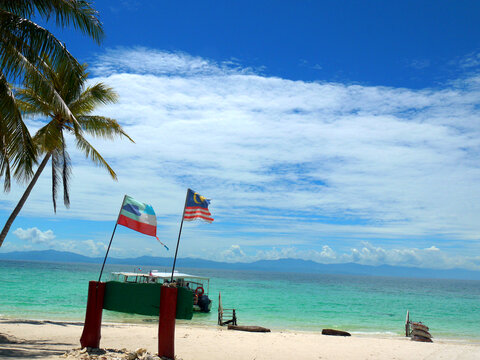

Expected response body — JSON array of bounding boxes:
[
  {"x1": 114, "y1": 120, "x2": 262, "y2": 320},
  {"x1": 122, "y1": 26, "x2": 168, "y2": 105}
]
[
  {"x1": 411, "y1": 329, "x2": 432, "y2": 339},
  {"x1": 227, "y1": 325, "x2": 271, "y2": 332},
  {"x1": 322, "y1": 329, "x2": 351, "y2": 336},
  {"x1": 411, "y1": 322, "x2": 429, "y2": 332},
  {"x1": 411, "y1": 335, "x2": 433, "y2": 343},
  {"x1": 406, "y1": 313, "x2": 433, "y2": 342}
]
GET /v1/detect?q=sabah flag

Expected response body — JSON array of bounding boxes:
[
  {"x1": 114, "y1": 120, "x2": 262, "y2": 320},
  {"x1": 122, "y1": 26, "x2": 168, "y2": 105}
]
[
  {"x1": 117, "y1": 195, "x2": 158, "y2": 236},
  {"x1": 183, "y1": 189, "x2": 214, "y2": 223}
]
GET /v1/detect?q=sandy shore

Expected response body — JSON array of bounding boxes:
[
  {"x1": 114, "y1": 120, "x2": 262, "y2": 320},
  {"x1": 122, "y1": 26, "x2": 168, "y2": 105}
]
[{"x1": 1, "y1": 319, "x2": 479, "y2": 359}]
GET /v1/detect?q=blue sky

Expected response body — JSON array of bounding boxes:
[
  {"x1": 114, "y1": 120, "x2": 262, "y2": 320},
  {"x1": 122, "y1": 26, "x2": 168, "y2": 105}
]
[{"x1": 2, "y1": 1, "x2": 480, "y2": 270}]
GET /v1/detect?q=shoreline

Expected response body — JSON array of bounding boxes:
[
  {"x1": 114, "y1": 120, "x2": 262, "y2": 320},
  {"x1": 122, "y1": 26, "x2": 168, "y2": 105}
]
[
  {"x1": 2, "y1": 316, "x2": 480, "y2": 345},
  {"x1": 1, "y1": 318, "x2": 480, "y2": 360}
]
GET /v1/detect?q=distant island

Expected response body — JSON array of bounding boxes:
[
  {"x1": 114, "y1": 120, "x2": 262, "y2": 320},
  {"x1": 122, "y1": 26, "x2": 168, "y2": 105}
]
[{"x1": 1, "y1": 249, "x2": 479, "y2": 280}]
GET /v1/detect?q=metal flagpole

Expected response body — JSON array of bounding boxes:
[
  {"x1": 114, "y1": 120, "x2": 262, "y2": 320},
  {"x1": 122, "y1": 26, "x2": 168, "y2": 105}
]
[
  {"x1": 170, "y1": 189, "x2": 190, "y2": 282},
  {"x1": 98, "y1": 195, "x2": 126, "y2": 282}
]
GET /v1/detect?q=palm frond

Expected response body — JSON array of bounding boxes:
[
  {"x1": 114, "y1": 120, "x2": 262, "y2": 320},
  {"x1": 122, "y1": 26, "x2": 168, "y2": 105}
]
[
  {"x1": 49, "y1": 131, "x2": 70, "y2": 212},
  {"x1": 0, "y1": 0, "x2": 104, "y2": 44},
  {"x1": 60, "y1": 130, "x2": 70, "y2": 208},
  {"x1": 69, "y1": 83, "x2": 118, "y2": 115},
  {"x1": 0, "y1": 2, "x2": 35, "y2": 18},
  {"x1": 43, "y1": 57, "x2": 87, "y2": 106},
  {"x1": 0, "y1": 129, "x2": 12, "y2": 191},
  {"x1": 33, "y1": 119, "x2": 63, "y2": 153},
  {"x1": 0, "y1": 71, "x2": 36, "y2": 183},
  {"x1": 51, "y1": 149, "x2": 59, "y2": 212},
  {"x1": 76, "y1": 116, "x2": 134, "y2": 142},
  {"x1": 75, "y1": 133, "x2": 117, "y2": 180},
  {"x1": 16, "y1": 87, "x2": 54, "y2": 117},
  {"x1": 0, "y1": 31, "x2": 79, "y2": 126},
  {"x1": 0, "y1": 10, "x2": 83, "y2": 83}
]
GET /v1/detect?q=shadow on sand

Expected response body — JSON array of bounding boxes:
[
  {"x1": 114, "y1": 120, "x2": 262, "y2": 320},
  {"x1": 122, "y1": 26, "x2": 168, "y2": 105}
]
[
  {"x1": 0, "y1": 325, "x2": 75, "y2": 359},
  {"x1": 0, "y1": 319, "x2": 84, "y2": 327}
]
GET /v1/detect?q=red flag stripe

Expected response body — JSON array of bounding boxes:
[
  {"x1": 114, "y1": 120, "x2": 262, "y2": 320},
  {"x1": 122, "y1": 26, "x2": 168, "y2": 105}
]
[
  {"x1": 183, "y1": 209, "x2": 213, "y2": 222},
  {"x1": 184, "y1": 210, "x2": 211, "y2": 215},
  {"x1": 118, "y1": 214, "x2": 157, "y2": 236},
  {"x1": 184, "y1": 209, "x2": 212, "y2": 215}
]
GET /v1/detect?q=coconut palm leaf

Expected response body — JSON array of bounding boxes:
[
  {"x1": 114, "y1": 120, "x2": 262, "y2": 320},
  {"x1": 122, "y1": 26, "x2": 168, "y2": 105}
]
[
  {"x1": 0, "y1": 127, "x2": 11, "y2": 191},
  {"x1": 61, "y1": 134, "x2": 71, "y2": 208},
  {"x1": 0, "y1": 0, "x2": 104, "y2": 44},
  {"x1": 2, "y1": 36, "x2": 79, "y2": 122},
  {"x1": 74, "y1": 133, "x2": 117, "y2": 180},
  {"x1": 50, "y1": 132, "x2": 71, "y2": 213},
  {"x1": 51, "y1": 147, "x2": 60, "y2": 212},
  {"x1": 32, "y1": 119, "x2": 64, "y2": 153},
  {"x1": 0, "y1": 11, "x2": 83, "y2": 86},
  {"x1": 0, "y1": 56, "x2": 133, "y2": 247},
  {"x1": 0, "y1": 0, "x2": 103, "y2": 193},
  {"x1": 15, "y1": 88, "x2": 53, "y2": 117},
  {"x1": 77, "y1": 116, "x2": 134, "y2": 142},
  {"x1": 69, "y1": 83, "x2": 118, "y2": 114},
  {"x1": 0, "y1": 71, "x2": 35, "y2": 184}
]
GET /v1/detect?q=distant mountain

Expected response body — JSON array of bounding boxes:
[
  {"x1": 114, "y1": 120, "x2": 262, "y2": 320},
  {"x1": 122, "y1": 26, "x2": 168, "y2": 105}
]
[{"x1": 1, "y1": 250, "x2": 479, "y2": 280}]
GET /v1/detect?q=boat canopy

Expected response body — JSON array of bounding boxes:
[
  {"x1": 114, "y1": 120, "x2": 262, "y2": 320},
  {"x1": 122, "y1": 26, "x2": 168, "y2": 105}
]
[{"x1": 111, "y1": 271, "x2": 209, "y2": 281}]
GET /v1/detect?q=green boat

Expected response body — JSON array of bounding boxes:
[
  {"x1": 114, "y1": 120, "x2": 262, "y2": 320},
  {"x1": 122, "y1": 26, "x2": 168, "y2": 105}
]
[{"x1": 110, "y1": 271, "x2": 212, "y2": 313}]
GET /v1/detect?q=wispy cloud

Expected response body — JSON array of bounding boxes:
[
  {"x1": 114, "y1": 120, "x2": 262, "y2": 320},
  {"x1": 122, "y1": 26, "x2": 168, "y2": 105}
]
[
  {"x1": 92, "y1": 47, "x2": 255, "y2": 77},
  {"x1": 408, "y1": 59, "x2": 430, "y2": 70},
  {"x1": 458, "y1": 52, "x2": 480, "y2": 69},
  {"x1": 3, "y1": 48, "x2": 480, "y2": 269}
]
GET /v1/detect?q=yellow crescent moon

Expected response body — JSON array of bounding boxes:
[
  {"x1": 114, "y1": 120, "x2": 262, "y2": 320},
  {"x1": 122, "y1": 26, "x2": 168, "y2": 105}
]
[
  {"x1": 193, "y1": 193, "x2": 201, "y2": 204},
  {"x1": 193, "y1": 193, "x2": 206, "y2": 204}
]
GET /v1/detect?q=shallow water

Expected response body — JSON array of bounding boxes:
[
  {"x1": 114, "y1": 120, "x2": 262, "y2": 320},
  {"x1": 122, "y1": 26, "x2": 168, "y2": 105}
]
[{"x1": 1, "y1": 260, "x2": 479, "y2": 340}]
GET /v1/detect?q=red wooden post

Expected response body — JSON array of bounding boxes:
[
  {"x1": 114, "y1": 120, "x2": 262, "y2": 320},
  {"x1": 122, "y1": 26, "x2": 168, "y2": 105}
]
[
  {"x1": 80, "y1": 281, "x2": 106, "y2": 348},
  {"x1": 158, "y1": 286, "x2": 178, "y2": 359}
]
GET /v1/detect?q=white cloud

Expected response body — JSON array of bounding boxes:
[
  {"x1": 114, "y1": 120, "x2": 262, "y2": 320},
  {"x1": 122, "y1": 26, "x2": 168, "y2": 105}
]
[
  {"x1": 219, "y1": 245, "x2": 246, "y2": 262},
  {"x1": 215, "y1": 242, "x2": 480, "y2": 271},
  {"x1": 330, "y1": 242, "x2": 480, "y2": 270},
  {"x1": 3, "y1": 48, "x2": 480, "y2": 265},
  {"x1": 81, "y1": 240, "x2": 107, "y2": 256},
  {"x1": 13, "y1": 227, "x2": 55, "y2": 244},
  {"x1": 253, "y1": 245, "x2": 338, "y2": 263}
]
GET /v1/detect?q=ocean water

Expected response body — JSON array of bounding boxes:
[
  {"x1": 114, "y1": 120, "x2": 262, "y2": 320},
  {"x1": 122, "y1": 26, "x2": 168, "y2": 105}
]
[{"x1": 1, "y1": 260, "x2": 479, "y2": 341}]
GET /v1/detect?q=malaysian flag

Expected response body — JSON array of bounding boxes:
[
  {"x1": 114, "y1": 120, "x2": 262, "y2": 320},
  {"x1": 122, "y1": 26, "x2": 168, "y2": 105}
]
[{"x1": 183, "y1": 189, "x2": 214, "y2": 223}]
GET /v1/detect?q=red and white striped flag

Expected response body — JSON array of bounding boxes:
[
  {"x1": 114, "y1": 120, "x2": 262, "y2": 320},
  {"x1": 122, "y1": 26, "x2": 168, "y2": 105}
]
[{"x1": 183, "y1": 189, "x2": 214, "y2": 223}]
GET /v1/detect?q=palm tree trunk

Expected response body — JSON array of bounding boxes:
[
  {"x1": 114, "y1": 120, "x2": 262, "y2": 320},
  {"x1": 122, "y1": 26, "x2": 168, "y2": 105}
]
[{"x1": 0, "y1": 153, "x2": 51, "y2": 247}]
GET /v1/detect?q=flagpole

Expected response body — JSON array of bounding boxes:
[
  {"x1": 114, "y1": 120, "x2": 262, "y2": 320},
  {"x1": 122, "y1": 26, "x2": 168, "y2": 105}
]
[
  {"x1": 98, "y1": 195, "x2": 126, "y2": 282},
  {"x1": 171, "y1": 189, "x2": 190, "y2": 282}
]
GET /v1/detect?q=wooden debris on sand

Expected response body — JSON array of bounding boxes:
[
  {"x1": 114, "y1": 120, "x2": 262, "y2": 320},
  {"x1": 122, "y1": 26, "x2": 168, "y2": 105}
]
[
  {"x1": 405, "y1": 310, "x2": 433, "y2": 343},
  {"x1": 411, "y1": 335, "x2": 433, "y2": 343},
  {"x1": 411, "y1": 328, "x2": 432, "y2": 339},
  {"x1": 227, "y1": 325, "x2": 271, "y2": 332},
  {"x1": 322, "y1": 329, "x2": 351, "y2": 336},
  {"x1": 411, "y1": 322, "x2": 429, "y2": 332},
  {"x1": 410, "y1": 323, "x2": 433, "y2": 343}
]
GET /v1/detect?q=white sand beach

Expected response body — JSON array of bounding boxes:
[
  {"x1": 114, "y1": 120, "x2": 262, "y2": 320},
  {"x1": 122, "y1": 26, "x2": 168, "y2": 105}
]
[{"x1": 1, "y1": 319, "x2": 479, "y2": 360}]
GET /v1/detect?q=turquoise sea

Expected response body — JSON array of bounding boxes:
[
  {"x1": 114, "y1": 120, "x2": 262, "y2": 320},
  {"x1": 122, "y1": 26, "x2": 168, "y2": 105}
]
[{"x1": 1, "y1": 260, "x2": 479, "y2": 342}]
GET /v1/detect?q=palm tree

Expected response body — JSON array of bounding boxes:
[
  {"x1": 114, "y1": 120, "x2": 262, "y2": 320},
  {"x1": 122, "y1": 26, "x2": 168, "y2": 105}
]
[
  {"x1": 0, "y1": 59, "x2": 133, "y2": 247},
  {"x1": 0, "y1": 0, "x2": 104, "y2": 191}
]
